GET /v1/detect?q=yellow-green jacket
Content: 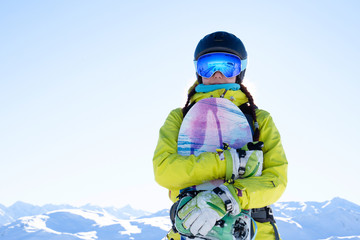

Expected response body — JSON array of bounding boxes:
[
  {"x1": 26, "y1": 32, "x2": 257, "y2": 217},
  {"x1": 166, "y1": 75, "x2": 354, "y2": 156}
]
[{"x1": 153, "y1": 88, "x2": 288, "y2": 239}]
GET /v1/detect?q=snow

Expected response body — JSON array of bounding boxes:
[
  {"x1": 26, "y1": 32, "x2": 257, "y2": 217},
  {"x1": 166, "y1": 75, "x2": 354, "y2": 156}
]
[
  {"x1": 275, "y1": 216, "x2": 303, "y2": 229},
  {"x1": 300, "y1": 202, "x2": 307, "y2": 212},
  {"x1": 319, "y1": 236, "x2": 360, "y2": 240},
  {"x1": 74, "y1": 231, "x2": 97, "y2": 240},
  {"x1": 49, "y1": 209, "x2": 119, "y2": 227},
  {"x1": 322, "y1": 200, "x2": 332, "y2": 208},
  {"x1": 0, "y1": 198, "x2": 359, "y2": 240},
  {"x1": 118, "y1": 220, "x2": 141, "y2": 235},
  {"x1": 283, "y1": 207, "x2": 298, "y2": 211},
  {"x1": 136, "y1": 216, "x2": 172, "y2": 231},
  {"x1": 46, "y1": 209, "x2": 144, "y2": 236},
  {"x1": 20, "y1": 215, "x2": 59, "y2": 234},
  {"x1": 311, "y1": 205, "x2": 320, "y2": 214}
]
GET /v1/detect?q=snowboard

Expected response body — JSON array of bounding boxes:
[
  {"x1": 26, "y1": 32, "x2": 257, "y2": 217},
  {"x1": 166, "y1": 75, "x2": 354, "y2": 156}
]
[
  {"x1": 178, "y1": 97, "x2": 252, "y2": 157},
  {"x1": 176, "y1": 97, "x2": 255, "y2": 240}
]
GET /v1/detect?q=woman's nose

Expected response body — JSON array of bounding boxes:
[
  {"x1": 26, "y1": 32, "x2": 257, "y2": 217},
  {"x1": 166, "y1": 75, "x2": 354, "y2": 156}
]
[{"x1": 213, "y1": 71, "x2": 224, "y2": 78}]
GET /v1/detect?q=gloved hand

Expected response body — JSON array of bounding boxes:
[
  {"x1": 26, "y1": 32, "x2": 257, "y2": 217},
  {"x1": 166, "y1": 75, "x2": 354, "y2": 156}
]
[
  {"x1": 229, "y1": 141, "x2": 264, "y2": 179},
  {"x1": 175, "y1": 185, "x2": 240, "y2": 237}
]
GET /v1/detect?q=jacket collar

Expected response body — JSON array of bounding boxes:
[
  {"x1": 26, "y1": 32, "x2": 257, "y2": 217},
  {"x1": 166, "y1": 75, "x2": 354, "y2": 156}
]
[{"x1": 190, "y1": 88, "x2": 249, "y2": 107}]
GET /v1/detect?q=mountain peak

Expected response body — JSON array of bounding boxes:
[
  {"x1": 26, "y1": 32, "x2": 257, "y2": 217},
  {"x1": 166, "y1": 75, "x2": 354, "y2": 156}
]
[
  {"x1": 119, "y1": 204, "x2": 135, "y2": 211},
  {"x1": 324, "y1": 197, "x2": 360, "y2": 211},
  {"x1": 10, "y1": 201, "x2": 36, "y2": 208}
]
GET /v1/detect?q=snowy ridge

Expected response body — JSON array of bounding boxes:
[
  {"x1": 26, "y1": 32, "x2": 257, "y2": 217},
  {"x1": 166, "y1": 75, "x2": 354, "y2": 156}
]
[
  {"x1": 319, "y1": 237, "x2": 360, "y2": 240},
  {"x1": 274, "y1": 197, "x2": 360, "y2": 240},
  {"x1": 0, "y1": 197, "x2": 359, "y2": 240},
  {"x1": 0, "y1": 208, "x2": 169, "y2": 240},
  {"x1": 0, "y1": 201, "x2": 151, "y2": 226}
]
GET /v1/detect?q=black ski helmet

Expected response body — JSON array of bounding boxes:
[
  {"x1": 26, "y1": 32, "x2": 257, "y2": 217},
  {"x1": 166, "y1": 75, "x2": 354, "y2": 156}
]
[{"x1": 194, "y1": 31, "x2": 247, "y2": 83}]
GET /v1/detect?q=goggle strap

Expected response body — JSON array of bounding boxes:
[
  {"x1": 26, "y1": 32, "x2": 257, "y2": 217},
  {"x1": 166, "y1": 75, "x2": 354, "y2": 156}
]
[{"x1": 241, "y1": 59, "x2": 247, "y2": 71}]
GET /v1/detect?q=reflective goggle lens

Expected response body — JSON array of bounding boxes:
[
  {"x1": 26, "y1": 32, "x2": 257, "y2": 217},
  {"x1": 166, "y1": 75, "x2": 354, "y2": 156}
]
[{"x1": 195, "y1": 53, "x2": 246, "y2": 78}]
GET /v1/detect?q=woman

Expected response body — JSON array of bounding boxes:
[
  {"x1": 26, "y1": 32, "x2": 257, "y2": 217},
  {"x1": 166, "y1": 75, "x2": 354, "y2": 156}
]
[{"x1": 153, "y1": 31, "x2": 288, "y2": 240}]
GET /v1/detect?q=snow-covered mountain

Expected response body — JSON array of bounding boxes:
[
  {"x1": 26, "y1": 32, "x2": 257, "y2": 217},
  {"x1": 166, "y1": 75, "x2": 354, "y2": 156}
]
[
  {"x1": 0, "y1": 198, "x2": 359, "y2": 240},
  {"x1": 274, "y1": 197, "x2": 360, "y2": 240},
  {"x1": 0, "y1": 202, "x2": 150, "y2": 227},
  {"x1": 0, "y1": 208, "x2": 169, "y2": 240}
]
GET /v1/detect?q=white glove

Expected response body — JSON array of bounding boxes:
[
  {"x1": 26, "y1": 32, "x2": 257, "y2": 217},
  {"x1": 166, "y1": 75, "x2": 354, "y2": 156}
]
[
  {"x1": 229, "y1": 141, "x2": 264, "y2": 179},
  {"x1": 176, "y1": 185, "x2": 240, "y2": 236}
]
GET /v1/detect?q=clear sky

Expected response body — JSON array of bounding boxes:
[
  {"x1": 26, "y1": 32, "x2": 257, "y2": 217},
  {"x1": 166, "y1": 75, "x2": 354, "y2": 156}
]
[{"x1": 1, "y1": 1, "x2": 359, "y2": 212}]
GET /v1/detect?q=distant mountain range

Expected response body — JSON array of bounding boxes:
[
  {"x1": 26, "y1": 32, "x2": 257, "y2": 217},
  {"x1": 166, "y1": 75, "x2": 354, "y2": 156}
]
[
  {"x1": 0, "y1": 197, "x2": 359, "y2": 240},
  {"x1": 0, "y1": 202, "x2": 150, "y2": 226}
]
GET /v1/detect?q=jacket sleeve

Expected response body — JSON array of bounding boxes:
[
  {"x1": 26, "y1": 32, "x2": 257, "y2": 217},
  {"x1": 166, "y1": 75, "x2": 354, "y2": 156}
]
[
  {"x1": 233, "y1": 109, "x2": 288, "y2": 209},
  {"x1": 153, "y1": 108, "x2": 227, "y2": 191}
]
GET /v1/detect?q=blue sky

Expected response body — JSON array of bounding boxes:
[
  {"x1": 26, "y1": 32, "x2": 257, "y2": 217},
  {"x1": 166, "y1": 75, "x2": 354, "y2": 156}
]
[{"x1": 1, "y1": 1, "x2": 359, "y2": 212}]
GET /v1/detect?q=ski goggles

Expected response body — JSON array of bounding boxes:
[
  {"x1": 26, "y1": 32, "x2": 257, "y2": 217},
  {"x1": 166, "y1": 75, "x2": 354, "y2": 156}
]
[{"x1": 194, "y1": 52, "x2": 247, "y2": 78}]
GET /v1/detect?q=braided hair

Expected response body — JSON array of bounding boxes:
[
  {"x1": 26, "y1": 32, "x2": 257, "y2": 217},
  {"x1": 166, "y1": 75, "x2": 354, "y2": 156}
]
[
  {"x1": 182, "y1": 82, "x2": 198, "y2": 117},
  {"x1": 239, "y1": 82, "x2": 260, "y2": 141}
]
